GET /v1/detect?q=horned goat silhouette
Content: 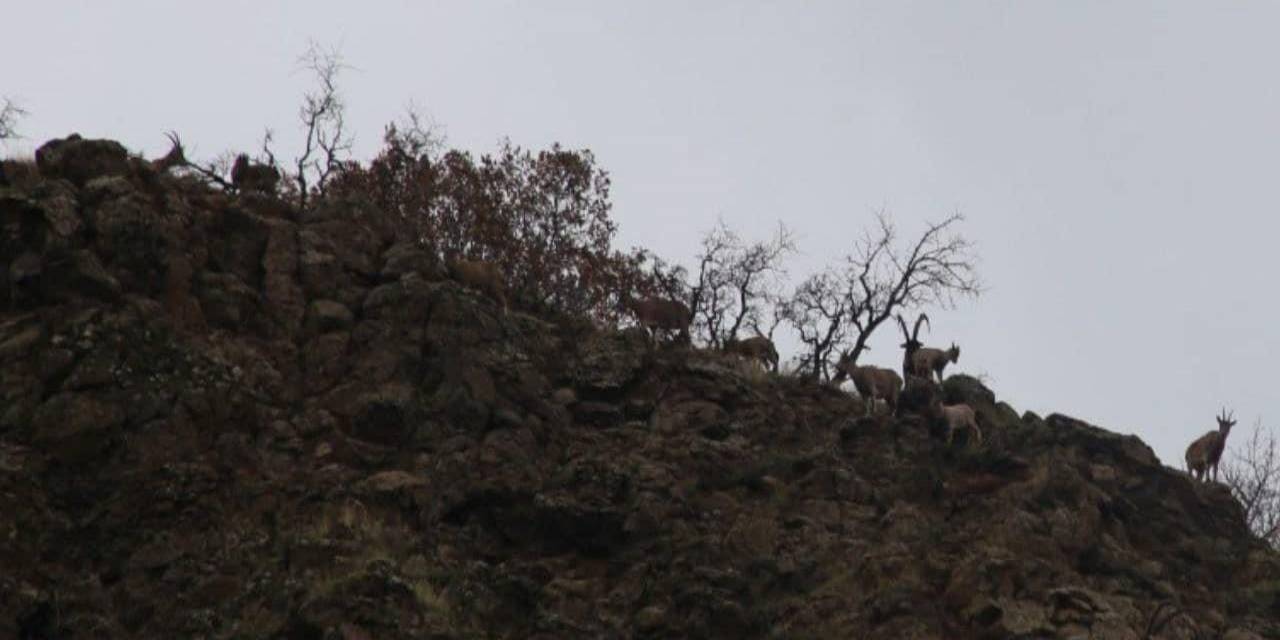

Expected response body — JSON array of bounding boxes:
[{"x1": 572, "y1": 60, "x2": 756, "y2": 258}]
[
  {"x1": 1185, "y1": 408, "x2": 1236, "y2": 483},
  {"x1": 897, "y1": 312, "x2": 961, "y2": 383}
]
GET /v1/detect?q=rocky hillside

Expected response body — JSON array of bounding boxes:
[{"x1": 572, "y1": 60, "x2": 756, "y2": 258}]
[{"x1": 1, "y1": 135, "x2": 1278, "y2": 639}]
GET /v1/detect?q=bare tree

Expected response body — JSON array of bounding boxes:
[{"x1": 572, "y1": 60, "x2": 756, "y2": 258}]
[
  {"x1": 782, "y1": 269, "x2": 851, "y2": 381},
  {"x1": 687, "y1": 220, "x2": 795, "y2": 347},
  {"x1": 748, "y1": 290, "x2": 789, "y2": 342},
  {"x1": 783, "y1": 211, "x2": 980, "y2": 382},
  {"x1": 840, "y1": 211, "x2": 980, "y2": 368},
  {"x1": 291, "y1": 40, "x2": 353, "y2": 209},
  {"x1": 387, "y1": 102, "x2": 447, "y2": 162},
  {"x1": 176, "y1": 41, "x2": 352, "y2": 202},
  {"x1": 1221, "y1": 419, "x2": 1280, "y2": 547},
  {"x1": 0, "y1": 97, "x2": 27, "y2": 141}
]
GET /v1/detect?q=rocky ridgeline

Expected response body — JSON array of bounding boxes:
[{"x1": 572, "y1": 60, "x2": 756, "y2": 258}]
[{"x1": 1, "y1": 136, "x2": 1278, "y2": 639}]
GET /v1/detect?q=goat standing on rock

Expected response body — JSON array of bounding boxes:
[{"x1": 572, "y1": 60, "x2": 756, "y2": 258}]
[
  {"x1": 910, "y1": 342, "x2": 961, "y2": 384},
  {"x1": 1185, "y1": 408, "x2": 1236, "y2": 483},
  {"x1": 897, "y1": 313, "x2": 930, "y2": 380},
  {"x1": 832, "y1": 358, "x2": 902, "y2": 417},
  {"x1": 896, "y1": 312, "x2": 961, "y2": 383},
  {"x1": 931, "y1": 399, "x2": 982, "y2": 447},
  {"x1": 627, "y1": 296, "x2": 691, "y2": 346}
]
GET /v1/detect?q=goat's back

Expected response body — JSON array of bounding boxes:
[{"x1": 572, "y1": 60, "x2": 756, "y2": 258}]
[{"x1": 631, "y1": 297, "x2": 690, "y2": 330}]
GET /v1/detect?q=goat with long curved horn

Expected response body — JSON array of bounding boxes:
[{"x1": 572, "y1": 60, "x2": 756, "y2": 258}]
[{"x1": 897, "y1": 312, "x2": 930, "y2": 379}]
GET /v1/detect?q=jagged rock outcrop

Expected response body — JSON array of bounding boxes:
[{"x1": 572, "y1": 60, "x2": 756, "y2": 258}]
[{"x1": 1, "y1": 136, "x2": 1278, "y2": 638}]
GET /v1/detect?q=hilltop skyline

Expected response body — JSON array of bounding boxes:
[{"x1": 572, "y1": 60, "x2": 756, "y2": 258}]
[{"x1": 5, "y1": 2, "x2": 1279, "y2": 467}]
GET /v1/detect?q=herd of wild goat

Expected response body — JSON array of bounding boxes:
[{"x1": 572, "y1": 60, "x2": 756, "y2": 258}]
[
  {"x1": 616, "y1": 291, "x2": 1237, "y2": 485},
  {"x1": 439, "y1": 259, "x2": 1236, "y2": 485}
]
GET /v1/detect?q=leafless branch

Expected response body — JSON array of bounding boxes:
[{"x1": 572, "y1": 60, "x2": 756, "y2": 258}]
[
  {"x1": 782, "y1": 269, "x2": 851, "y2": 382},
  {"x1": 1222, "y1": 419, "x2": 1280, "y2": 547},
  {"x1": 688, "y1": 219, "x2": 796, "y2": 348},
  {"x1": 292, "y1": 40, "x2": 353, "y2": 209},
  {"x1": 0, "y1": 97, "x2": 28, "y2": 141},
  {"x1": 386, "y1": 101, "x2": 447, "y2": 160},
  {"x1": 186, "y1": 151, "x2": 235, "y2": 190},
  {"x1": 779, "y1": 210, "x2": 979, "y2": 381},
  {"x1": 840, "y1": 211, "x2": 981, "y2": 368},
  {"x1": 260, "y1": 128, "x2": 279, "y2": 169}
]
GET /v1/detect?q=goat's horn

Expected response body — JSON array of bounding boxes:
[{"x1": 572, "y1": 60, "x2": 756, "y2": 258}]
[{"x1": 912, "y1": 312, "x2": 931, "y2": 342}]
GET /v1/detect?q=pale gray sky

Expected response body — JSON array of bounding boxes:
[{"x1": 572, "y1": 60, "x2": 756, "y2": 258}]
[{"x1": 5, "y1": 2, "x2": 1277, "y2": 467}]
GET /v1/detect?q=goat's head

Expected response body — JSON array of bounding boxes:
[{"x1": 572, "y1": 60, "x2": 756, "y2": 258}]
[
  {"x1": 896, "y1": 312, "x2": 930, "y2": 352},
  {"x1": 947, "y1": 343, "x2": 961, "y2": 363},
  {"x1": 1217, "y1": 407, "x2": 1237, "y2": 434}
]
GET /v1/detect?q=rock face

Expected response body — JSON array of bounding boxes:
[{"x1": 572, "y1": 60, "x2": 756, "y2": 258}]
[{"x1": 0, "y1": 135, "x2": 1278, "y2": 639}]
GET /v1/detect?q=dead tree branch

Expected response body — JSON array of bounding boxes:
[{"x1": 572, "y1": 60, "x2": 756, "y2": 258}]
[
  {"x1": 0, "y1": 97, "x2": 27, "y2": 141},
  {"x1": 292, "y1": 40, "x2": 353, "y2": 209},
  {"x1": 689, "y1": 220, "x2": 795, "y2": 347},
  {"x1": 1222, "y1": 419, "x2": 1280, "y2": 547},
  {"x1": 840, "y1": 211, "x2": 981, "y2": 368}
]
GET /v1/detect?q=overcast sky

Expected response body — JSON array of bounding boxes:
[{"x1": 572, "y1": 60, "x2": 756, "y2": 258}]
[{"x1": 5, "y1": 2, "x2": 1277, "y2": 467}]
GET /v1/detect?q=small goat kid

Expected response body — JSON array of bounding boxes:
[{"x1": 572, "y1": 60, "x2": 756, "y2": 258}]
[
  {"x1": 723, "y1": 336, "x2": 779, "y2": 372},
  {"x1": 1185, "y1": 408, "x2": 1236, "y2": 483},
  {"x1": 628, "y1": 296, "x2": 691, "y2": 345},
  {"x1": 932, "y1": 399, "x2": 982, "y2": 447}
]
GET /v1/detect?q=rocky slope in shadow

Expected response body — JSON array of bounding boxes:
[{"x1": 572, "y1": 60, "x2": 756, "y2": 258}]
[{"x1": 1, "y1": 136, "x2": 1278, "y2": 639}]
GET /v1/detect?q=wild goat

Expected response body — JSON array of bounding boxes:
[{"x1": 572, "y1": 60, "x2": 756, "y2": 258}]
[
  {"x1": 446, "y1": 258, "x2": 508, "y2": 312},
  {"x1": 151, "y1": 131, "x2": 188, "y2": 173},
  {"x1": 628, "y1": 296, "x2": 691, "y2": 345},
  {"x1": 1185, "y1": 408, "x2": 1236, "y2": 483},
  {"x1": 230, "y1": 154, "x2": 280, "y2": 193},
  {"x1": 931, "y1": 400, "x2": 982, "y2": 447},
  {"x1": 897, "y1": 313, "x2": 930, "y2": 380},
  {"x1": 832, "y1": 358, "x2": 902, "y2": 417},
  {"x1": 723, "y1": 336, "x2": 778, "y2": 372},
  {"x1": 910, "y1": 343, "x2": 961, "y2": 383}
]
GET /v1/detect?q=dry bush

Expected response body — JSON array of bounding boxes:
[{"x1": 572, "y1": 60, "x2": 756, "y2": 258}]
[{"x1": 1222, "y1": 419, "x2": 1280, "y2": 547}]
